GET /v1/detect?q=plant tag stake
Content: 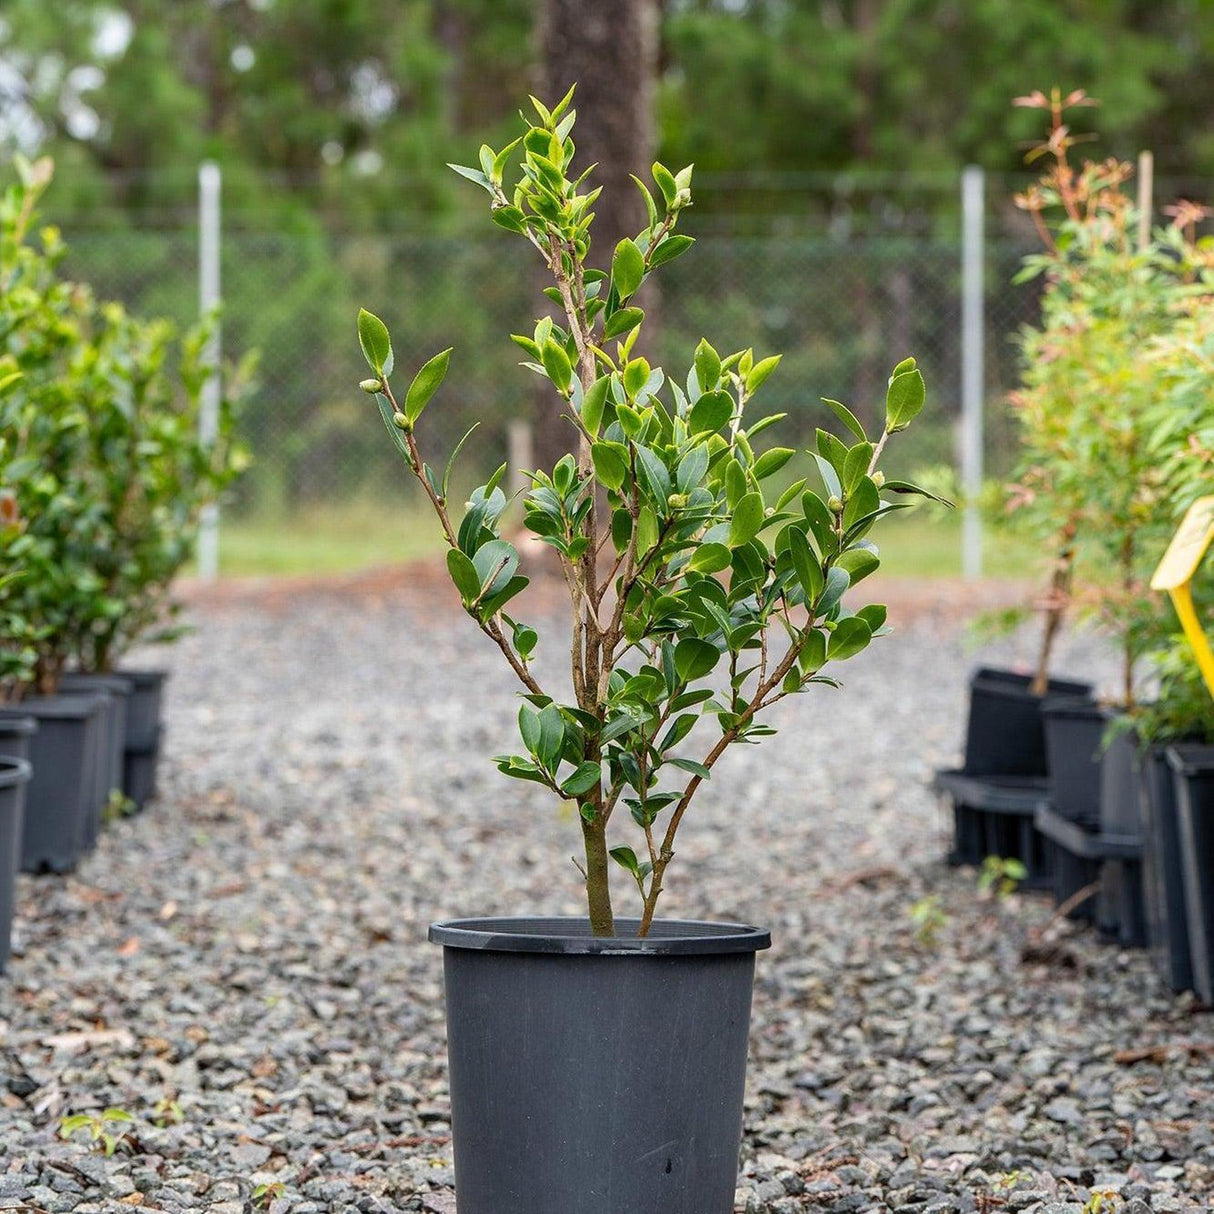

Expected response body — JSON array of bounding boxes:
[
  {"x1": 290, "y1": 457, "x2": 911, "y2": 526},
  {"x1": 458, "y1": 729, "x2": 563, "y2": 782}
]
[{"x1": 1151, "y1": 495, "x2": 1214, "y2": 699}]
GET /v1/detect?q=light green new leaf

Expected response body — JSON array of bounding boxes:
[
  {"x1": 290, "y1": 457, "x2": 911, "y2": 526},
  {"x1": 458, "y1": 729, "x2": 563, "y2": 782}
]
[
  {"x1": 694, "y1": 339, "x2": 721, "y2": 391},
  {"x1": 603, "y1": 306, "x2": 644, "y2": 340},
  {"x1": 357, "y1": 308, "x2": 392, "y2": 377},
  {"x1": 885, "y1": 367, "x2": 925, "y2": 433},
  {"x1": 611, "y1": 238, "x2": 645, "y2": 298},
  {"x1": 592, "y1": 441, "x2": 628, "y2": 492},
  {"x1": 746, "y1": 354, "x2": 781, "y2": 394},
  {"x1": 689, "y1": 390, "x2": 733, "y2": 434},
  {"x1": 821, "y1": 397, "x2": 866, "y2": 442},
  {"x1": 728, "y1": 491, "x2": 765, "y2": 548},
  {"x1": 405, "y1": 347, "x2": 452, "y2": 423},
  {"x1": 581, "y1": 375, "x2": 611, "y2": 437},
  {"x1": 542, "y1": 340, "x2": 573, "y2": 395},
  {"x1": 687, "y1": 542, "x2": 732, "y2": 574},
  {"x1": 753, "y1": 447, "x2": 794, "y2": 480}
]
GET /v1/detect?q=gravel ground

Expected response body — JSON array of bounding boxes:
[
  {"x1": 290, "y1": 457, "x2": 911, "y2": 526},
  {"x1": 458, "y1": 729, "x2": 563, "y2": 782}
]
[{"x1": 1, "y1": 575, "x2": 1211, "y2": 1214}]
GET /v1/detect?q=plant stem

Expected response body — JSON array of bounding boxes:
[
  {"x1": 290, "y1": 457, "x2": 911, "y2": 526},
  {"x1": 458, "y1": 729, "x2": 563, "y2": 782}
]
[
  {"x1": 580, "y1": 816, "x2": 615, "y2": 936},
  {"x1": 1030, "y1": 523, "x2": 1076, "y2": 697}
]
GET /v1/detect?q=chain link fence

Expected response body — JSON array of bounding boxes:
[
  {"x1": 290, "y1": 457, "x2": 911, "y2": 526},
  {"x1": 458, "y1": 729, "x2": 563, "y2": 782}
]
[{"x1": 53, "y1": 174, "x2": 1077, "y2": 535}]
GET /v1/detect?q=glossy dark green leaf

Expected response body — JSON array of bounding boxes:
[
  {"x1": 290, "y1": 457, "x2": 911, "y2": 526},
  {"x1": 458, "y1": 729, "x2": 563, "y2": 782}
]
[
  {"x1": 827, "y1": 616, "x2": 872, "y2": 661},
  {"x1": 674, "y1": 636, "x2": 720, "y2": 681},
  {"x1": 728, "y1": 492, "x2": 765, "y2": 548}
]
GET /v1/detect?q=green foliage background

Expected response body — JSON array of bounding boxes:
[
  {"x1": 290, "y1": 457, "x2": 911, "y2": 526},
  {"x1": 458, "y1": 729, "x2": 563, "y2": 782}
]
[{"x1": 2, "y1": 0, "x2": 1210, "y2": 524}]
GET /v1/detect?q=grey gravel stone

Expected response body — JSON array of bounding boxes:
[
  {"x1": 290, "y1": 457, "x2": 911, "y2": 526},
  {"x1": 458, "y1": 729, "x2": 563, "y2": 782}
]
[{"x1": 0, "y1": 584, "x2": 1209, "y2": 1213}]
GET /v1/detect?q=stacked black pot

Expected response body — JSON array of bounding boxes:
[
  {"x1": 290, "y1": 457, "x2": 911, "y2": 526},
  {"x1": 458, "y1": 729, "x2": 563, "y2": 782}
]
[{"x1": 936, "y1": 666, "x2": 1092, "y2": 889}]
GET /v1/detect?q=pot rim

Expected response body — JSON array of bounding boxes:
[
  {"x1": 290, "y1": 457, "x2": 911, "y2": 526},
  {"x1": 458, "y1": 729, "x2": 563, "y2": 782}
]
[
  {"x1": 1166, "y1": 743, "x2": 1214, "y2": 778},
  {"x1": 0, "y1": 757, "x2": 32, "y2": 789},
  {"x1": 429, "y1": 915, "x2": 771, "y2": 956},
  {"x1": 60, "y1": 673, "x2": 135, "y2": 696},
  {"x1": 117, "y1": 667, "x2": 170, "y2": 689},
  {"x1": 970, "y1": 666, "x2": 1092, "y2": 698},
  {"x1": 0, "y1": 694, "x2": 107, "y2": 721},
  {"x1": 0, "y1": 715, "x2": 37, "y2": 737}
]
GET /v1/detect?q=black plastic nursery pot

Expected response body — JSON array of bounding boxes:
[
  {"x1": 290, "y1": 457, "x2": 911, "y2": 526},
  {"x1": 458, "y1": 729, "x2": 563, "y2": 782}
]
[
  {"x1": 1141, "y1": 747, "x2": 1195, "y2": 991},
  {"x1": 0, "y1": 757, "x2": 32, "y2": 973},
  {"x1": 963, "y1": 667, "x2": 1093, "y2": 778},
  {"x1": 429, "y1": 916, "x2": 770, "y2": 1214},
  {"x1": 0, "y1": 694, "x2": 106, "y2": 873},
  {"x1": 1042, "y1": 695, "x2": 1105, "y2": 829},
  {"x1": 0, "y1": 715, "x2": 37, "y2": 765},
  {"x1": 119, "y1": 669, "x2": 168, "y2": 809},
  {"x1": 935, "y1": 768, "x2": 1051, "y2": 888},
  {"x1": 1168, "y1": 745, "x2": 1214, "y2": 1004},
  {"x1": 60, "y1": 673, "x2": 134, "y2": 819},
  {"x1": 1097, "y1": 726, "x2": 1148, "y2": 949}
]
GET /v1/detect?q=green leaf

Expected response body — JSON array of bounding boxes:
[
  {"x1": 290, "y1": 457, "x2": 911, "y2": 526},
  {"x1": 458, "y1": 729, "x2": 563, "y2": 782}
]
[
  {"x1": 753, "y1": 447, "x2": 794, "y2": 480},
  {"x1": 357, "y1": 308, "x2": 392, "y2": 377},
  {"x1": 857, "y1": 603, "x2": 887, "y2": 632},
  {"x1": 536, "y1": 704, "x2": 565, "y2": 769},
  {"x1": 799, "y1": 627, "x2": 826, "y2": 674},
  {"x1": 603, "y1": 306, "x2": 644, "y2": 340},
  {"x1": 519, "y1": 705, "x2": 541, "y2": 753},
  {"x1": 837, "y1": 547, "x2": 880, "y2": 584},
  {"x1": 885, "y1": 367, "x2": 925, "y2": 433},
  {"x1": 676, "y1": 443, "x2": 709, "y2": 492},
  {"x1": 513, "y1": 623, "x2": 539, "y2": 658},
  {"x1": 842, "y1": 477, "x2": 880, "y2": 531},
  {"x1": 405, "y1": 347, "x2": 452, "y2": 423},
  {"x1": 649, "y1": 234, "x2": 694, "y2": 267},
  {"x1": 821, "y1": 397, "x2": 866, "y2": 442},
  {"x1": 689, "y1": 390, "x2": 734, "y2": 434},
  {"x1": 491, "y1": 205, "x2": 528, "y2": 233},
  {"x1": 611, "y1": 238, "x2": 645, "y2": 298},
  {"x1": 746, "y1": 354, "x2": 782, "y2": 393},
  {"x1": 580, "y1": 375, "x2": 611, "y2": 437},
  {"x1": 842, "y1": 442, "x2": 874, "y2": 492},
  {"x1": 562, "y1": 760, "x2": 602, "y2": 797},
  {"x1": 816, "y1": 565, "x2": 850, "y2": 616},
  {"x1": 610, "y1": 845, "x2": 641, "y2": 875},
  {"x1": 542, "y1": 340, "x2": 573, "y2": 395},
  {"x1": 811, "y1": 453, "x2": 842, "y2": 501},
  {"x1": 668, "y1": 756, "x2": 712, "y2": 779},
  {"x1": 652, "y1": 161, "x2": 678, "y2": 207},
  {"x1": 828, "y1": 616, "x2": 872, "y2": 661},
  {"x1": 448, "y1": 162, "x2": 494, "y2": 193},
  {"x1": 728, "y1": 491, "x2": 765, "y2": 548},
  {"x1": 592, "y1": 441, "x2": 628, "y2": 492},
  {"x1": 694, "y1": 339, "x2": 721, "y2": 391},
  {"x1": 675, "y1": 637, "x2": 720, "y2": 681},
  {"x1": 472, "y1": 538, "x2": 519, "y2": 598},
  {"x1": 687, "y1": 541, "x2": 732, "y2": 574},
  {"x1": 788, "y1": 526, "x2": 823, "y2": 601},
  {"x1": 447, "y1": 549, "x2": 481, "y2": 604},
  {"x1": 881, "y1": 479, "x2": 954, "y2": 506},
  {"x1": 635, "y1": 445, "x2": 672, "y2": 504}
]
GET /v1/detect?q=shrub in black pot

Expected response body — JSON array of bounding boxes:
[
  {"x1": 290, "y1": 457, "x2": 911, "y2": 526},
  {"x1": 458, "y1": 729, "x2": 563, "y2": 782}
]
[
  {"x1": 963, "y1": 666, "x2": 1091, "y2": 777},
  {"x1": 0, "y1": 157, "x2": 248, "y2": 826},
  {"x1": 0, "y1": 756, "x2": 32, "y2": 972},
  {"x1": 357, "y1": 88, "x2": 948, "y2": 1214}
]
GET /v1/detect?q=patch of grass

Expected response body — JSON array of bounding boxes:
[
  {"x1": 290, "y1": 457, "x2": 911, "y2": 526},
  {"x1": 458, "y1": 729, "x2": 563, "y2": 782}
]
[
  {"x1": 211, "y1": 502, "x2": 443, "y2": 577},
  {"x1": 205, "y1": 502, "x2": 1043, "y2": 581}
]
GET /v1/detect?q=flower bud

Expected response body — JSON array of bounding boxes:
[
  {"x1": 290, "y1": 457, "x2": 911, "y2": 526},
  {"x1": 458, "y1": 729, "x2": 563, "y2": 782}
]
[
  {"x1": 828, "y1": 495, "x2": 843, "y2": 512},
  {"x1": 392, "y1": 412, "x2": 411, "y2": 431},
  {"x1": 872, "y1": 471, "x2": 885, "y2": 488},
  {"x1": 672, "y1": 188, "x2": 692, "y2": 210},
  {"x1": 360, "y1": 377, "x2": 382, "y2": 394},
  {"x1": 667, "y1": 493, "x2": 688, "y2": 510}
]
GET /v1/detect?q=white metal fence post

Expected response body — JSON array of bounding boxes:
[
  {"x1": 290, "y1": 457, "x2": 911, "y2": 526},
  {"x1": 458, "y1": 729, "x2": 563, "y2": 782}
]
[
  {"x1": 197, "y1": 161, "x2": 222, "y2": 581},
  {"x1": 960, "y1": 165, "x2": 985, "y2": 579}
]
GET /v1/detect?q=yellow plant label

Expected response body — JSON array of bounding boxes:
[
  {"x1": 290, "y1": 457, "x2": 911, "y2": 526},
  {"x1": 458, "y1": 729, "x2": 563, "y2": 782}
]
[{"x1": 1151, "y1": 496, "x2": 1214, "y2": 591}]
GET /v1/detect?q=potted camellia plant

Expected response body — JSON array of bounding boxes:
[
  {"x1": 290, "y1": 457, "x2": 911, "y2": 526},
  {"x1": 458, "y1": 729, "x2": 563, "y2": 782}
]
[
  {"x1": 357, "y1": 89, "x2": 945, "y2": 1214},
  {"x1": 999, "y1": 95, "x2": 1214, "y2": 939},
  {"x1": 0, "y1": 156, "x2": 247, "y2": 866},
  {"x1": 57, "y1": 298, "x2": 249, "y2": 811}
]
